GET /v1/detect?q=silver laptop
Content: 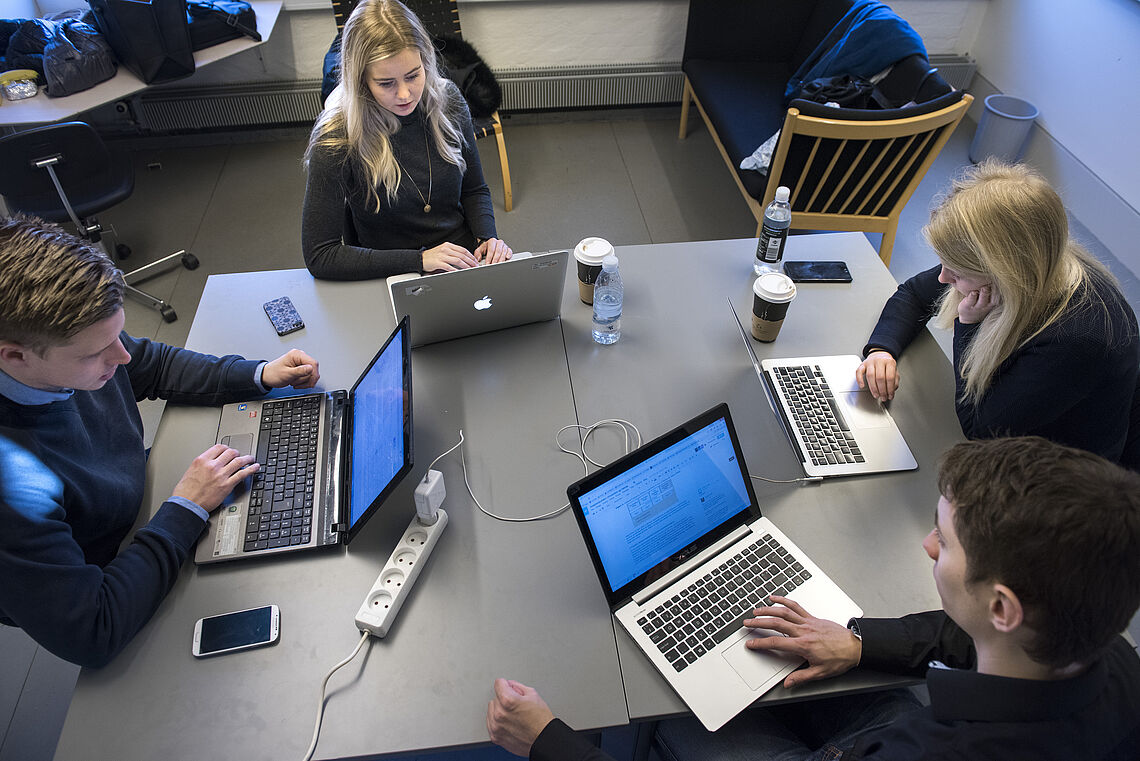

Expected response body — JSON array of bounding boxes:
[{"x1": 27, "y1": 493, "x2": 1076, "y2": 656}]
[
  {"x1": 567, "y1": 403, "x2": 862, "y2": 731},
  {"x1": 730, "y1": 302, "x2": 917, "y2": 478},
  {"x1": 387, "y1": 250, "x2": 569, "y2": 348},
  {"x1": 195, "y1": 317, "x2": 413, "y2": 564}
]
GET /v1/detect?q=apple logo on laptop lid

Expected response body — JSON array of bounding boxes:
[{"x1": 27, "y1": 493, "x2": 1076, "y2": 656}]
[{"x1": 474, "y1": 295, "x2": 493, "y2": 311}]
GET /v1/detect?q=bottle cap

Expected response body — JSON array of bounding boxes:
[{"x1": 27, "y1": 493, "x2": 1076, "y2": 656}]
[
  {"x1": 602, "y1": 254, "x2": 619, "y2": 271},
  {"x1": 774, "y1": 186, "x2": 790, "y2": 202}
]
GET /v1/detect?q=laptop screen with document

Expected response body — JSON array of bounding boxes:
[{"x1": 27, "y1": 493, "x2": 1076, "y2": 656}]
[
  {"x1": 568, "y1": 404, "x2": 761, "y2": 604},
  {"x1": 346, "y1": 317, "x2": 413, "y2": 539}
]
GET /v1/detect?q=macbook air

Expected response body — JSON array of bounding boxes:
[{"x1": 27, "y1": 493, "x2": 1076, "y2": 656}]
[
  {"x1": 386, "y1": 250, "x2": 569, "y2": 348},
  {"x1": 195, "y1": 317, "x2": 413, "y2": 564},
  {"x1": 567, "y1": 403, "x2": 863, "y2": 731},
  {"x1": 730, "y1": 302, "x2": 918, "y2": 478}
]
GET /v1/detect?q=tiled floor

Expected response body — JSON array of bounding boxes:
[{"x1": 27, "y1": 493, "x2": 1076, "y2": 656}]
[{"x1": 2, "y1": 106, "x2": 1137, "y2": 761}]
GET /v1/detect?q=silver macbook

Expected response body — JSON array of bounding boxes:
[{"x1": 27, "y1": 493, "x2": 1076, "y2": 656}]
[
  {"x1": 730, "y1": 302, "x2": 917, "y2": 478},
  {"x1": 387, "y1": 250, "x2": 569, "y2": 348},
  {"x1": 195, "y1": 317, "x2": 413, "y2": 564},
  {"x1": 567, "y1": 403, "x2": 862, "y2": 731}
]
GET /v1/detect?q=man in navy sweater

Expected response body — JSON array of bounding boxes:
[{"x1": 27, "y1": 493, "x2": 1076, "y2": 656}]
[
  {"x1": 0, "y1": 216, "x2": 321, "y2": 667},
  {"x1": 488, "y1": 437, "x2": 1140, "y2": 760}
]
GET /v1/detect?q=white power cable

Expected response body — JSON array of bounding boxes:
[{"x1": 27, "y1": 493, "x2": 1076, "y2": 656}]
[
  {"x1": 435, "y1": 419, "x2": 643, "y2": 523},
  {"x1": 302, "y1": 630, "x2": 371, "y2": 761}
]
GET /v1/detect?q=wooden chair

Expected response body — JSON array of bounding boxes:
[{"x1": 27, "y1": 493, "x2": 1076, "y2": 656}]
[
  {"x1": 330, "y1": 0, "x2": 513, "y2": 211},
  {"x1": 762, "y1": 92, "x2": 972, "y2": 265}
]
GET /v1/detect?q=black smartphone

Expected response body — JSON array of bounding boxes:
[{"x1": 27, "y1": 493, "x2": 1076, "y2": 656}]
[
  {"x1": 263, "y1": 296, "x2": 304, "y2": 335},
  {"x1": 192, "y1": 605, "x2": 280, "y2": 657},
  {"x1": 783, "y1": 260, "x2": 853, "y2": 283}
]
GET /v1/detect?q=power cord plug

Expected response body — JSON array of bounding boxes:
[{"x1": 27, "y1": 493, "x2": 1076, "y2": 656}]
[{"x1": 414, "y1": 469, "x2": 445, "y2": 525}]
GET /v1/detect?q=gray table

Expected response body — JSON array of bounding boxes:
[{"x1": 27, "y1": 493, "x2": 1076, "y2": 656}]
[
  {"x1": 55, "y1": 234, "x2": 963, "y2": 758},
  {"x1": 557, "y1": 234, "x2": 963, "y2": 719},
  {"x1": 54, "y1": 269, "x2": 629, "y2": 761}
]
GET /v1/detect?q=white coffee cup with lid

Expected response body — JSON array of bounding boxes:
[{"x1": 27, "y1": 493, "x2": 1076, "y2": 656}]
[
  {"x1": 751, "y1": 272, "x2": 797, "y2": 342},
  {"x1": 574, "y1": 237, "x2": 615, "y2": 304}
]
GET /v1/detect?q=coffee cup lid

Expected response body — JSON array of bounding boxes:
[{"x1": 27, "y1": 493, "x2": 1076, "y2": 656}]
[
  {"x1": 575, "y1": 237, "x2": 614, "y2": 265},
  {"x1": 753, "y1": 272, "x2": 797, "y2": 303}
]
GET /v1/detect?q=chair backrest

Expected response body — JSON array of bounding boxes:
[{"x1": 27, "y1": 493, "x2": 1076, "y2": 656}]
[
  {"x1": 765, "y1": 91, "x2": 972, "y2": 223},
  {"x1": 0, "y1": 121, "x2": 129, "y2": 224}
]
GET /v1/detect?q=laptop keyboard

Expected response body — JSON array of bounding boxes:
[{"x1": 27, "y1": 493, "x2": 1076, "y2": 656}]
[
  {"x1": 243, "y1": 397, "x2": 320, "y2": 552},
  {"x1": 773, "y1": 365, "x2": 865, "y2": 467},
  {"x1": 636, "y1": 533, "x2": 811, "y2": 672}
]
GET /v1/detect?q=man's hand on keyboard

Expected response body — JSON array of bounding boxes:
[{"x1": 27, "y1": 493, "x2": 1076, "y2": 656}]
[
  {"x1": 743, "y1": 595, "x2": 862, "y2": 688},
  {"x1": 172, "y1": 444, "x2": 260, "y2": 512}
]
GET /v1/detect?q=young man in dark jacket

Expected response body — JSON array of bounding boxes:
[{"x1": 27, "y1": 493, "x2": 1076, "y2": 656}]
[
  {"x1": 0, "y1": 216, "x2": 321, "y2": 667},
  {"x1": 488, "y1": 436, "x2": 1140, "y2": 760}
]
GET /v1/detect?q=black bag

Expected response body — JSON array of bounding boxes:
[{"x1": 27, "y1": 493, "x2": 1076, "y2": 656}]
[
  {"x1": 187, "y1": 1, "x2": 259, "y2": 52},
  {"x1": 87, "y1": 0, "x2": 194, "y2": 84},
  {"x1": 44, "y1": 18, "x2": 118, "y2": 97},
  {"x1": 432, "y1": 33, "x2": 501, "y2": 119},
  {"x1": 3, "y1": 16, "x2": 117, "y2": 97}
]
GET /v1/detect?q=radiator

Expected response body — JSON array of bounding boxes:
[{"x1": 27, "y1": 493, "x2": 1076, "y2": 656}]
[
  {"x1": 495, "y1": 63, "x2": 683, "y2": 111},
  {"x1": 138, "y1": 80, "x2": 324, "y2": 132},
  {"x1": 928, "y1": 54, "x2": 977, "y2": 91}
]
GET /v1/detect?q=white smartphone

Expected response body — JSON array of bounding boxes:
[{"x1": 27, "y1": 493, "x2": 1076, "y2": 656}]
[{"x1": 192, "y1": 604, "x2": 280, "y2": 658}]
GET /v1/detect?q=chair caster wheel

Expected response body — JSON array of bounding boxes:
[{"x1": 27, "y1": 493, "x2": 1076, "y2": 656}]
[
  {"x1": 160, "y1": 306, "x2": 178, "y2": 323},
  {"x1": 181, "y1": 252, "x2": 199, "y2": 270},
  {"x1": 116, "y1": 243, "x2": 131, "y2": 259}
]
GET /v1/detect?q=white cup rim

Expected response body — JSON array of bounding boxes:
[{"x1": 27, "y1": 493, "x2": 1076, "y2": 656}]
[
  {"x1": 753, "y1": 272, "x2": 797, "y2": 303},
  {"x1": 575, "y1": 237, "x2": 614, "y2": 265}
]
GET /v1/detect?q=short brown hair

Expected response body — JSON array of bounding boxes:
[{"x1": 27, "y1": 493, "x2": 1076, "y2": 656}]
[
  {"x1": 938, "y1": 437, "x2": 1140, "y2": 668},
  {"x1": 0, "y1": 215, "x2": 125, "y2": 352}
]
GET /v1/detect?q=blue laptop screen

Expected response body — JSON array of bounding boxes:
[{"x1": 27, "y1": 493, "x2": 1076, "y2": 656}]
[
  {"x1": 575, "y1": 416, "x2": 752, "y2": 592},
  {"x1": 348, "y1": 321, "x2": 410, "y2": 530}
]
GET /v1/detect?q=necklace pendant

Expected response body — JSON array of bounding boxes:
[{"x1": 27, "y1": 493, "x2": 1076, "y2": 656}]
[{"x1": 423, "y1": 204, "x2": 431, "y2": 213}]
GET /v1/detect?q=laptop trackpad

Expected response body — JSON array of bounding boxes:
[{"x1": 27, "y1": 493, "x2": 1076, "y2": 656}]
[
  {"x1": 721, "y1": 629, "x2": 802, "y2": 690},
  {"x1": 221, "y1": 433, "x2": 254, "y2": 456},
  {"x1": 840, "y1": 392, "x2": 891, "y2": 429}
]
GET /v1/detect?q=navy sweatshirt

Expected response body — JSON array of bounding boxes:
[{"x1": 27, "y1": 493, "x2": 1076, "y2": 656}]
[
  {"x1": 863, "y1": 264, "x2": 1140, "y2": 461},
  {"x1": 0, "y1": 334, "x2": 265, "y2": 667}
]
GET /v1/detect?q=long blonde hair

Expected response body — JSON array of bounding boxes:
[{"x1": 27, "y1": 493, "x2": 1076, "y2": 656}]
[
  {"x1": 928, "y1": 160, "x2": 1118, "y2": 403},
  {"x1": 304, "y1": 0, "x2": 466, "y2": 212}
]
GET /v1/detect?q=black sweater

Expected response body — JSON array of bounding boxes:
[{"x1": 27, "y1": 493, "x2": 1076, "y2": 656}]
[
  {"x1": 301, "y1": 82, "x2": 497, "y2": 280},
  {"x1": 863, "y1": 265, "x2": 1140, "y2": 461}
]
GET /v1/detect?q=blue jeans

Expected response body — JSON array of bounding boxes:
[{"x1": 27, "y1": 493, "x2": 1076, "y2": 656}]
[{"x1": 655, "y1": 689, "x2": 922, "y2": 761}]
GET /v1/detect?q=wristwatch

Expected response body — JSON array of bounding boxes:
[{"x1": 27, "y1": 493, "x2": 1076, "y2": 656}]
[{"x1": 847, "y1": 618, "x2": 863, "y2": 641}]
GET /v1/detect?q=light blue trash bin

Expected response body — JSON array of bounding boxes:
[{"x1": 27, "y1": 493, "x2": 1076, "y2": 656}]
[{"x1": 969, "y1": 94, "x2": 1039, "y2": 164}]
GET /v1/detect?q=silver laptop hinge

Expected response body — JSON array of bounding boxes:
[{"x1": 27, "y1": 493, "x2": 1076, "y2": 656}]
[
  {"x1": 324, "y1": 391, "x2": 346, "y2": 540},
  {"x1": 632, "y1": 525, "x2": 751, "y2": 606}
]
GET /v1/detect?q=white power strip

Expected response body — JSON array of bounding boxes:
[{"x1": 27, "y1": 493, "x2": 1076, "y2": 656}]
[{"x1": 353, "y1": 508, "x2": 448, "y2": 637}]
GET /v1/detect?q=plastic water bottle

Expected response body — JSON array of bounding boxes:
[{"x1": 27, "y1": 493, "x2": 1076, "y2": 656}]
[
  {"x1": 755, "y1": 186, "x2": 791, "y2": 275},
  {"x1": 591, "y1": 255, "x2": 623, "y2": 344}
]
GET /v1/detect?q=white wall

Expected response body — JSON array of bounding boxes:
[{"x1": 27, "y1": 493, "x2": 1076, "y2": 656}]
[
  {"x1": 457, "y1": 0, "x2": 986, "y2": 69},
  {"x1": 969, "y1": 0, "x2": 1140, "y2": 277}
]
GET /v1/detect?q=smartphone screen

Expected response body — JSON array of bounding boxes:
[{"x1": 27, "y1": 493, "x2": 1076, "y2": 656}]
[
  {"x1": 783, "y1": 260, "x2": 853, "y2": 283},
  {"x1": 193, "y1": 605, "x2": 279, "y2": 657}
]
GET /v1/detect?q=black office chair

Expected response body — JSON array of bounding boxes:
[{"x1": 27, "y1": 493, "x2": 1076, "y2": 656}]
[{"x1": 0, "y1": 122, "x2": 198, "y2": 323}]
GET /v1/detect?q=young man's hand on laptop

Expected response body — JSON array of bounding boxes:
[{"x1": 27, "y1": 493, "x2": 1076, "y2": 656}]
[
  {"x1": 743, "y1": 595, "x2": 862, "y2": 688},
  {"x1": 172, "y1": 444, "x2": 260, "y2": 512}
]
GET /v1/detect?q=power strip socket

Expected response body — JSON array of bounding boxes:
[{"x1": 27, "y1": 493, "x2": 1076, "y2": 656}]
[{"x1": 354, "y1": 509, "x2": 448, "y2": 637}]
